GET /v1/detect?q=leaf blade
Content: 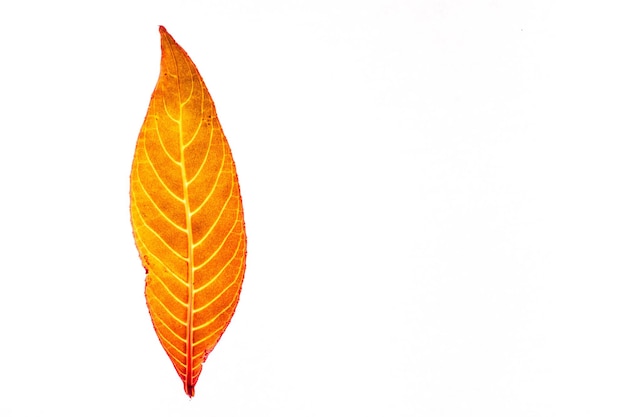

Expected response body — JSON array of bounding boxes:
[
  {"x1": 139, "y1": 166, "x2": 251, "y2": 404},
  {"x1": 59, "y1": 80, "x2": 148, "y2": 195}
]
[{"x1": 130, "y1": 26, "x2": 246, "y2": 397}]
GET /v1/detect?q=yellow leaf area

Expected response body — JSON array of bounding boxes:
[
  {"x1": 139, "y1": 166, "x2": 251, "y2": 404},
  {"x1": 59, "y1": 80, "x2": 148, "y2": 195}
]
[{"x1": 130, "y1": 26, "x2": 246, "y2": 397}]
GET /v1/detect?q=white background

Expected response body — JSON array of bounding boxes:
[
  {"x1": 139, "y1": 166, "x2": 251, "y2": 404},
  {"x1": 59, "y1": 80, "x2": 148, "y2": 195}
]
[{"x1": 1, "y1": 1, "x2": 626, "y2": 415}]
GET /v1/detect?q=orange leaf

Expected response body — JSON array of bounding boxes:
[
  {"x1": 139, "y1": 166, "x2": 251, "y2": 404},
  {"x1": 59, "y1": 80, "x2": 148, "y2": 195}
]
[{"x1": 130, "y1": 26, "x2": 246, "y2": 397}]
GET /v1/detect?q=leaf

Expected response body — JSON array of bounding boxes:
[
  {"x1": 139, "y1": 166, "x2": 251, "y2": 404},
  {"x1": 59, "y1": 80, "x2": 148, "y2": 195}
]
[{"x1": 130, "y1": 26, "x2": 246, "y2": 397}]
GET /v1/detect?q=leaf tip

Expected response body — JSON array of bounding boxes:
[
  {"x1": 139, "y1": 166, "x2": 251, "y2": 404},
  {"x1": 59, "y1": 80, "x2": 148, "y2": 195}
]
[{"x1": 158, "y1": 25, "x2": 175, "y2": 48}]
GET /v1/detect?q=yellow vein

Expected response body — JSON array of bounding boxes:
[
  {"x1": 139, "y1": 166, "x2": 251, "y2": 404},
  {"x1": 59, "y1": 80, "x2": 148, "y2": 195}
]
[
  {"x1": 180, "y1": 62, "x2": 196, "y2": 107},
  {"x1": 192, "y1": 325, "x2": 225, "y2": 350},
  {"x1": 134, "y1": 211, "x2": 185, "y2": 261},
  {"x1": 192, "y1": 349, "x2": 207, "y2": 361},
  {"x1": 152, "y1": 330, "x2": 187, "y2": 368},
  {"x1": 162, "y1": 96, "x2": 180, "y2": 123},
  {"x1": 149, "y1": 257, "x2": 187, "y2": 289},
  {"x1": 192, "y1": 361, "x2": 204, "y2": 373},
  {"x1": 193, "y1": 276, "x2": 240, "y2": 324},
  {"x1": 182, "y1": 84, "x2": 205, "y2": 148},
  {"x1": 194, "y1": 233, "x2": 243, "y2": 293},
  {"x1": 192, "y1": 295, "x2": 240, "y2": 345},
  {"x1": 194, "y1": 204, "x2": 241, "y2": 271},
  {"x1": 137, "y1": 175, "x2": 187, "y2": 233},
  {"x1": 188, "y1": 112, "x2": 215, "y2": 185},
  {"x1": 141, "y1": 144, "x2": 185, "y2": 203},
  {"x1": 189, "y1": 137, "x2": 227, "y2": 216},
  {"x1": 149, "y1": 291, "x2": 186, "y2": 325},
  {"x1": 183, "y1": 118, "x2": 203, "y2": 149},
  {"x1": 149, "y1": 272, "x2": 187, "y2": 308},
  {"x1": 192, "y1": 205, "x2": 241, "y2": 270},
  {"x1": 169, "y1": 44, "x2": 196, "y2": 396},
  {"x1": 167, "y1": 354, "x2": 186, "y2": 371},
  {"x1": 134, "y1": 212, "x2": 188, "y2": 263},
  {"x1": 149, "y1": 307, "x2": 186, "y2": 344},
  {"x1": 131, "y1": 234, "x2": 188, "y2": 287},
  {"x1": 195, "y1": 249, "x2": 245, "y2": 314},
  {"x1": 154, "y1": 115, "x2": 182, "y2": 165},
  {"x1": 192, "y1": 182, "x2": 236, "y2": 249}
]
